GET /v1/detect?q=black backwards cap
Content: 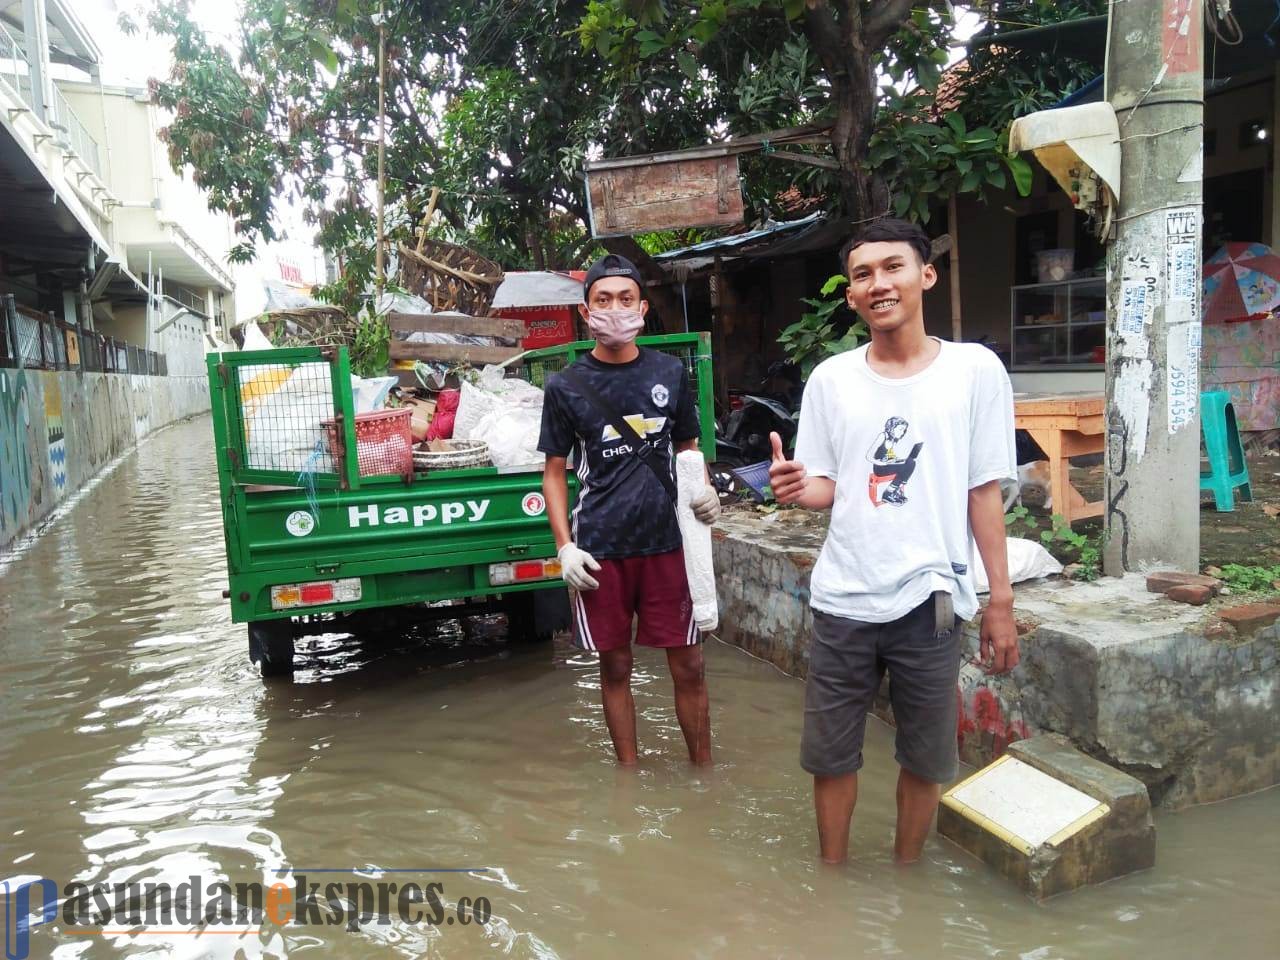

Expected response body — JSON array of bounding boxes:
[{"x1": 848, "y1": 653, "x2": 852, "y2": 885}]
[{"x1": 583, "y1": 254, "x2": 645, "y2": 300}]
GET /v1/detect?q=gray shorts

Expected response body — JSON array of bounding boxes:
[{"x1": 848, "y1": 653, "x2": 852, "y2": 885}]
[{"x1": 801, "y1": 592, "x2": 962, "y2": 784}]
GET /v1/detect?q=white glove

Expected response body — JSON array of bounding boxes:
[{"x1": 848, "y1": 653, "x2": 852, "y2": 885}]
[
  {"x1": 557, "y1": 542, "x2": 602, "y2": 591},
  {"x1": 690, "y1": 485, "x2": 721, "y2": 525}
]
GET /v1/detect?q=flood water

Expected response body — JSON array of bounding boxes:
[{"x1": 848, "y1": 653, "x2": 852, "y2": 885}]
[{"x1": 1, "y1": 415, "x2": 1276, "y2": 959}]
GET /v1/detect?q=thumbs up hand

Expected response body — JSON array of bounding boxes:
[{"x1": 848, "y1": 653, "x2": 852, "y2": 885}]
[{"x1": 767, "y1": 431, "x2": 807, "y2": 504}]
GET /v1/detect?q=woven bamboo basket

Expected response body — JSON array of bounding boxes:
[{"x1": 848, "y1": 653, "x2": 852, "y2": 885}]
[
  {"x1": 413, "y1": 439, "x2": 491, "y2": 472},
  {"x1": 398, "y1": 239, "x2": 504, "y2": 316}
]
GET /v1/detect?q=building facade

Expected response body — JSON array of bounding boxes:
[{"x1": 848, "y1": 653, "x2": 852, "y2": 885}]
[{"x1": 0, "y1": 0, "x2": 235, "y2": 379}]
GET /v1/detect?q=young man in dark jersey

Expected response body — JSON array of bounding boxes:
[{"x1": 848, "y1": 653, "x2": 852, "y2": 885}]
[{"x1": 538, "y1": 254, "x2": 720, "y2": 766}]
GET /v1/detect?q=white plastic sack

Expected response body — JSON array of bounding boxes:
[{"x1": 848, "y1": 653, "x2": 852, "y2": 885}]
[
  {"x1": 472, "y1": 408, "x2": 544, "y2": 469},
  {"x1": 235, "y1": 322, "x2": 294, "y2": 420},
  {"x1": 246, "y1": 365, "x2": 335, "y2": 474},
  {"x1": 676, "y1": 450, "x2": 719, "y2": 631},
  {"x1": 454, "y1": 372, "x2": 543, "y2": 441},
  {"x1": 453, "y1": 368, "x2": 545, "y2": 469},
  {"x1": 971, "y1": 537, "x2": 1064, "y2": 594},
  {"x1": 241, "y1": 322, "x2": 275, "y2": 351},
  {"x1": 351, "y1": 375, "x2": 397, "y2": 413}
]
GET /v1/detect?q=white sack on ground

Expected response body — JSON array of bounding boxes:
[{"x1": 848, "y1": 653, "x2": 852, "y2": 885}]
[
  {"x1": 971, "y1": 537, "x2": 1063, "y2": 594},
  {"x1": 676, "y1": 450, "x2": 719, "y2": 631}
]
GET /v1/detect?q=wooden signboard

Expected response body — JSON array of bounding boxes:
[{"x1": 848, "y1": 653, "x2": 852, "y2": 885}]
[{"x1": 585, "y1": 152, "x2": 745, "y2": 238}]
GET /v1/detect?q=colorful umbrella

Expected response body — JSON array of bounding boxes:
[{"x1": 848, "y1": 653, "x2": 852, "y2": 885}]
[{"x1": 1203, "y1": 242, "x2": 1280, "y2": 324}]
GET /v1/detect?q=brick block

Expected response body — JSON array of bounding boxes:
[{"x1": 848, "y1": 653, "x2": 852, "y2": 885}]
[
  {"x1": 1146, "y1": 571, "x2": 1220, "y2": 594},
  {"x1": 1218, "y1": 602, "x2": 1280, "y2": 635},
  {"x1": 1165, "y1": 584, "x2": 1212, "y2": 606},
  {"x1": 938, "y1": 735, "x2": 1156, "y2": 901}
]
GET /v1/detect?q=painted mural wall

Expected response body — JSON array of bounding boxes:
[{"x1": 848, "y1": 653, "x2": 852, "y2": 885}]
[{"x1": 0, "y1": 368, "x2": 209, "y2": 550}]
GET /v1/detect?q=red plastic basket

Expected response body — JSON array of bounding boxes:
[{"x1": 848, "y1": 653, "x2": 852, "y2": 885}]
[{"x1": 324, "y1": 408, "x2": 414, "y2": 477}]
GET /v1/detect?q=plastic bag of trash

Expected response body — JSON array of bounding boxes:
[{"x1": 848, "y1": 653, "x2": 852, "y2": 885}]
[
  {"x1": 970, "y1": 537, "x2": 1063, "y2": 594},
  {"x1": 453, "y1": 369, "x2": 542, "y2": 441},
  {"x1": 245, "y1": 364, "x2": 336, "y2": 473},
  {"x1": 471, "y1": 407, "x2": 544, "y2": 470},
  {"x1": 452, "y1": 367, "x2": 544, "y2": 469},
  {"x1": 351, "y1": 375, "x2": 397, "y2": 413}
]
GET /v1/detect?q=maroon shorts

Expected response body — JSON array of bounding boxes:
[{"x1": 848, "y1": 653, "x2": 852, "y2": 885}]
[{"x1": 571, "y1": 549, "x2": 702, "y2": 653}]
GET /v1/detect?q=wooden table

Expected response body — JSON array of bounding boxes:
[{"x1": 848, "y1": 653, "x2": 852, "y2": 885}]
[{"x1": 1013, "y1": 393, "x2": 1105, "y2": 525}]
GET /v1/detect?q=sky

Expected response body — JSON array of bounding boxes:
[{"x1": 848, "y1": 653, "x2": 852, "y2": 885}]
[{"x1": 78, "y1": 0, "x2": 240, "y2": 88}]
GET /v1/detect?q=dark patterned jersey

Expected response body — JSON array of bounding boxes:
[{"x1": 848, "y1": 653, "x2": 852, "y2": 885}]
[{"x1": 537, "y1": 348, "x2": 700, "y2": 559}]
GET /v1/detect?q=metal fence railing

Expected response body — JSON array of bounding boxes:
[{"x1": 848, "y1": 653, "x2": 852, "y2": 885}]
[
  {"x1": 50, "y1": 85, "x2": 102, "y2": 178},
  {"x1": 0, "y1": 22, "x2": 35, "y2": 113},
  {"x1": 1, "y1": 295, "x2": 169, "y2": 376},
  {"x1": 164, "y1": 282, "x2": 209, "y2": 315}
]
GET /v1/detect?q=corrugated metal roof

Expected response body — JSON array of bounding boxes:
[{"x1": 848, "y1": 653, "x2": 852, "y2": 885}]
[{"x1": 654, "y1": 213, "x2": 824, "y2": 261}]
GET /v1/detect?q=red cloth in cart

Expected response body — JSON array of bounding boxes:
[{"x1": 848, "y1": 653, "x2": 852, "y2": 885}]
[{"x1": 426, "y1": 389, "x2": 460, "y2": 440}]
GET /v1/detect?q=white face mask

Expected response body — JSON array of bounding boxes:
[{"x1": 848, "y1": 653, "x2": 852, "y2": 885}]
[{"x1": 586, "y1": 307, "x2": 644, "y2": 349}]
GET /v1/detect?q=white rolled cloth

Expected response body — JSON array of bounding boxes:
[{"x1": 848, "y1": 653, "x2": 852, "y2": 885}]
[{"x1": 675, "y1": 449, "x2": 719, "y2": 632}]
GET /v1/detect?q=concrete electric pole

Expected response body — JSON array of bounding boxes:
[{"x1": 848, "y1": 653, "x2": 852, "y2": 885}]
[{"x1": 1102, "y1": 0, "x2": 1205, "y2": 575}]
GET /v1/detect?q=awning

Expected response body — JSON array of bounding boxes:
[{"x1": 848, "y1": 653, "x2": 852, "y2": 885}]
[
  {"x1": 655, "y1": 212, "x2": 825, "y2": 263},
  {"x1": 491, "y1": 271, "x2": 585, "y2": 310},
  {"x1": 0, "y1": 120, "x2": 112, "y2": 283},
  {"x1": 967, "y1": 10, "x2": 1280, "y2": 79}
]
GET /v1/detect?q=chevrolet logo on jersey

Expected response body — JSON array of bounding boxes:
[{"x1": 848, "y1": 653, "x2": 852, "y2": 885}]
[{"x1": 602, "y1": 414, "x2": 666, "y2": 442}]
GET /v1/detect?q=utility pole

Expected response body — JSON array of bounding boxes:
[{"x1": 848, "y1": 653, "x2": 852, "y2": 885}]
[
  {"x1": 1102, "y1": 0, "x2": 1204, "y2": 575},
  {"x1": 374, "y1": 2, "x2": 387, "y2": 300}
]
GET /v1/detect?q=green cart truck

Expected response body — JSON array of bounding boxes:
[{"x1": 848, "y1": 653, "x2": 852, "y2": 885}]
[{"x1": 207, "y1": 333, "x2": 714, "y2": 677}]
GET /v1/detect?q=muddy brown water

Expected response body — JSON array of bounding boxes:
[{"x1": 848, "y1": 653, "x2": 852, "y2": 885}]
[{"x1": 1, "y1": 416, "x2": 1276, "y2": 959}]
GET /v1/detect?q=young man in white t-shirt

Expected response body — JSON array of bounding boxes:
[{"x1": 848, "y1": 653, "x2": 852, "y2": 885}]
[{"x1": 768, "y1": 218, "x2": 1019, "y2": 865}]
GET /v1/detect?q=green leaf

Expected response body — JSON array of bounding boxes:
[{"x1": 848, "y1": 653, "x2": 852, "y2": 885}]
[
  {"x1": 904, "y1": 122, "x2": 942, "y2": 139},
  {"x1": 819, "y1": 273, "x2": 848, "y2": 295},
  {"x1": 893, "y1": 193, "x2": 911, "y2": 217},
  {"x1": 676, "y1": 50, "x2": 699, "y2": 80},
  {"x1": 956, "y1": 157, "x2": 972, "y2": 175},
  {"x1": 987, "y1": 167, "x2": 1007, "y2": 189},
  {"x1": 1006, "y1": 153, "x2": 1034, "y2": 196},
  {"x1": 943, "y1": 112, "x2": 966, "y2": 137},
  {"x1": 960, "y1": 169, "x2": 983, "y2": 193}
]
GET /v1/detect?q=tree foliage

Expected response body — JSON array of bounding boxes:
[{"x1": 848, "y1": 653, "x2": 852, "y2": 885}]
[
  {"x1": 583, "y1": 1, "x2": 1102, "y2": 226},
  {"x1": 134, "y1": 0, "x2": 1102, "y2": 314}
]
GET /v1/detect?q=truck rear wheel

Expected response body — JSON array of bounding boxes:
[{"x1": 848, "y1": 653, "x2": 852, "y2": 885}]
[
  {"x1": 502, "y1": 588, "x2": 570, "y2": 644},
  {"x1": 248, "y1": 620, "x2": 295, "y2": 677}
]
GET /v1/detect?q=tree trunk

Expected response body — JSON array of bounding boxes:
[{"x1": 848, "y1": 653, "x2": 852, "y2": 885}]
[{"x1": 802, "y1": 0, "x2": 903, "y2": 226}]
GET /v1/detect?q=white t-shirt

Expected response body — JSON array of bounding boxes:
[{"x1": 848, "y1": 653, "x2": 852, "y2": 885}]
[{"x1": 794, "y1": 339, "x2": 1016, "y2": 624}]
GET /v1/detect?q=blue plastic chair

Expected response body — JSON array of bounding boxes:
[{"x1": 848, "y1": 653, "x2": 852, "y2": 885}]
[{"x1": 1200, "y1": 390, "x2": 1252, "y2": 511}]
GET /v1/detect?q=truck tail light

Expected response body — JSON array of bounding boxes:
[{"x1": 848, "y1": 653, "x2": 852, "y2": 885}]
[
  {"x1": 271, "y1": 578, "x2": 362, "y2": 611},
  {"x1": 488, "y1": 559, "x2": 562, "y2": 586}
]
